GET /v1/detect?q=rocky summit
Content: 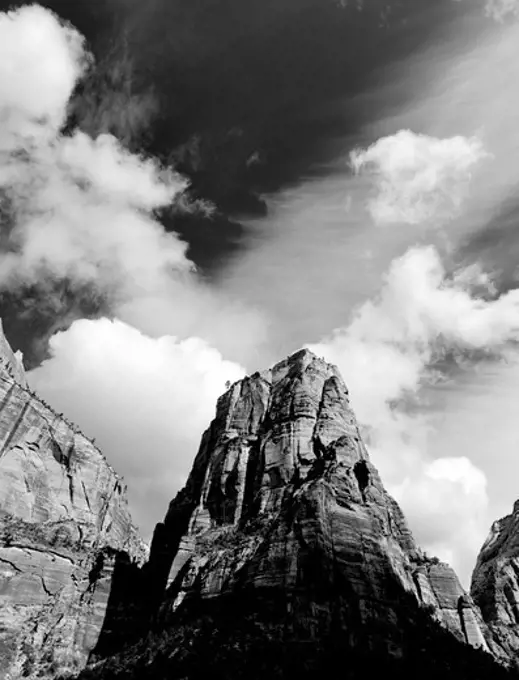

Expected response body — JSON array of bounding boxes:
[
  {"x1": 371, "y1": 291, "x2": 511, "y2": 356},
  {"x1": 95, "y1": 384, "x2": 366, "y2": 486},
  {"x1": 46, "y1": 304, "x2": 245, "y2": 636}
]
[{"x1": 0, "y1": 331, "x2": 518, "y2": 679}]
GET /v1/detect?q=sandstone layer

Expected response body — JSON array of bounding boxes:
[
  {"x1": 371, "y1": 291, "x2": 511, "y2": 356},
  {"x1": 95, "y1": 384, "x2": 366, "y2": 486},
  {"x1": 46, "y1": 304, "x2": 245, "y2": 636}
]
[
  {"x1": 0, "y1": 325, "x2": 145, "y2": 679},
  {"x1": 80, "y1": 349, "x2": 510, "y2": 680}
]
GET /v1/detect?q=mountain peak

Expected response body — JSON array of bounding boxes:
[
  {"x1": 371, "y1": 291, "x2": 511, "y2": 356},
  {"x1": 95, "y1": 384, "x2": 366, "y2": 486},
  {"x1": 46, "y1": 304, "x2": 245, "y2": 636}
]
[
  {"x1": 202, "y1": 346, "x2": 356, "y2": 521},
  {"x1": 219, "y1": 348, "x2": 342, "y2": 411},
  {"x1": 271, "y1": 346, "x2": 332, "y2": 372},
  {"x1": 79, "y1": 350, "x2": 508, "y2": 679}
]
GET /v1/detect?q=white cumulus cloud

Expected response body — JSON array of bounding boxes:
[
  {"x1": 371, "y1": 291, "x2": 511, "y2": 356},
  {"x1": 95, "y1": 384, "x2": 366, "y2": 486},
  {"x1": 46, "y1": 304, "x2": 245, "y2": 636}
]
[
  {"x1": 28, "y1": 318, "x2": 246, "y2": 537},
  {"x1": 0, "y1": 4, "x2": 88, "y2": 146},
  {"x1": 0, "y1": 4, "x2": 264, "y2": 361},
  {"x1": 392, "y1": 457, "x2": 489, "y2": 580},
  {"x1": 350, "y1": 130, "x2": 489, "y2": 225},
  {"x1": 0, "y1": 17, "x2": 189, "y2": 300}
]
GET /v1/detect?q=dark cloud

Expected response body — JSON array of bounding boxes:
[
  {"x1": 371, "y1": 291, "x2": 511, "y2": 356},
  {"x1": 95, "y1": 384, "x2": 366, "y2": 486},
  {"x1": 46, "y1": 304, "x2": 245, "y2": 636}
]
[
  {"x1": 0, "y1": 0, "x2": 477, "y2": 364},
  {"x1": 3, "y1": 0, "x2": 468, "y2": 269}
]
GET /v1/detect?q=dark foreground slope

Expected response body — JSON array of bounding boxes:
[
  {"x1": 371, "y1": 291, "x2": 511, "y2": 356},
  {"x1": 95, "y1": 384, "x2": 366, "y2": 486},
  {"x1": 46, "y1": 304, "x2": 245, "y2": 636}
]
[{"x1": 77, "y1": 350, "x2": 516, "y2": 680}]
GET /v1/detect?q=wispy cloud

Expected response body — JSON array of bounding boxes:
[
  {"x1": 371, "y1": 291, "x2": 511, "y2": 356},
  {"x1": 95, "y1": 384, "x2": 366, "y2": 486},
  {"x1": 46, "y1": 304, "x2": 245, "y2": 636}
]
[{"x1": 308, "y1": 126, "x2": 519, "y2": 581}]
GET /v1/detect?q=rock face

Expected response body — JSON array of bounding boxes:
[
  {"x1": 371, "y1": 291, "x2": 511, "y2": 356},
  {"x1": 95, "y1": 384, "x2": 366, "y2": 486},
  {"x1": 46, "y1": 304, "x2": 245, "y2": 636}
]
[
  {"x1": 0, "y1": 324, "x2": 145, "y2": 679},
  {"x1": 80, "y1": 349, "x2": 510, "y2": 680},
  {"x1": 0, "y1": 319, "x2": 26, "y2": 388},
  {"x1": 472, "y1": 499, "x2": 519, "y2": 665}
]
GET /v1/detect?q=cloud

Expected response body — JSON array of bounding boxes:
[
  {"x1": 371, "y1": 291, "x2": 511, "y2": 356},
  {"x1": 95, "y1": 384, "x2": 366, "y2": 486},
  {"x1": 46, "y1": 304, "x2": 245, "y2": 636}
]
[
  {"x1": 485, "y1": 0, "x2": 519, "y2": 22},
  {"x1": 309, "y1": 245, "x2": 519, "y2": 417},
  {"x1": 0, "y1": 4, "x2": 88, "y2": 146},
  {"x1": 392, "y1": 457, "x2": 489, "y2": 580},
  {"x1": 0, "y1": 4, "x2": 264, "y2": 537},
  {"x1": 0, "y1": 3, "x2": 198, "y2": 318},
  {"x1": 308, "y1": 244, "x2": 519, "y2": 582},
  {"x1": 0, "y1": 138, "x2": 189, "y2": 296},
  {"x1": 27, "y1": 318, "x2": 245, "y2": 537},
  {"x1": 350, "y1": 130, "x2": 489, "y2": 225},
  {"x1": 0, "y1": 34, "x2": 190, "y2": 298},
  {"x1": 0, "y1": 5, "x2": 265, "y2": 357}
]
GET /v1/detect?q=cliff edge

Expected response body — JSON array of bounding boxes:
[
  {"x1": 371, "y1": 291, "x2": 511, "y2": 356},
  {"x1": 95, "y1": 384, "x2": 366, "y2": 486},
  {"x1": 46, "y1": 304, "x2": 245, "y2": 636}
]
[{"x1": 0, "y1": 324, "x2": 146, "y2": 679}]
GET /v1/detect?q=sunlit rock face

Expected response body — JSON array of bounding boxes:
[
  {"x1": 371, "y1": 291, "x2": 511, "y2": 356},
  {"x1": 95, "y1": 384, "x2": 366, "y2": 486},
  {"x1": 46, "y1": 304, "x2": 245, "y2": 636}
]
[
  {"x1": 472, "y1": 500, "x2": 519, "y2": 666},
  {"x1": 0, "y1": 323, "x2": 146, "y2": 679},
  {"x1": 80, "y1": 349, "x2": 508, "y2": 680}
]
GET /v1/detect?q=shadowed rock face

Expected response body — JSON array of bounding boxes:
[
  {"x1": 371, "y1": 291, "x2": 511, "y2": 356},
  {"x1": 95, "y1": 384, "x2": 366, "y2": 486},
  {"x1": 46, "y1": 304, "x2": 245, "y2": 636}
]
[
  {"x1": 0, "y1": 325, "x2": 146, "y2": 678},
  {"x1": 80, "y1": 349, "x2": 512, "y2": 680},
  {"x1": 472, "y1": 500, "x2": 519, "y2": 666}
]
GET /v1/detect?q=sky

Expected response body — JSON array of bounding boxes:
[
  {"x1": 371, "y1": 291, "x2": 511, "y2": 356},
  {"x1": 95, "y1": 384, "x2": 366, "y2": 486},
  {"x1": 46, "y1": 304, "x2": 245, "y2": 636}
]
[{"x1": 0, "y1": 0, "x2": 519, "y2": 588}]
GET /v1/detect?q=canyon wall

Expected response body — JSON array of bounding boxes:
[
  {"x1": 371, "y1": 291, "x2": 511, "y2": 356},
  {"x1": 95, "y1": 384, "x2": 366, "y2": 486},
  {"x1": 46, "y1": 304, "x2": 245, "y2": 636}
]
[{"x1": 0, "y1": 325, "x2": 146, "y2": 679}]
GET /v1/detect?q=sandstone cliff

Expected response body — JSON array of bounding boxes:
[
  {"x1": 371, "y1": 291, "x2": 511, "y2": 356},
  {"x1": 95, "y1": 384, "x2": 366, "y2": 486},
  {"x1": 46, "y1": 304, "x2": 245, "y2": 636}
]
[
  {"x1": 80, "y1": 349, "x2": 511, "y2": 680},
  {"x1": 472, "y1": 499, "x2": 519, "y2": 666},
  {"x1": 0, "y1": 324, "x2": 146, "y2": 679}
]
